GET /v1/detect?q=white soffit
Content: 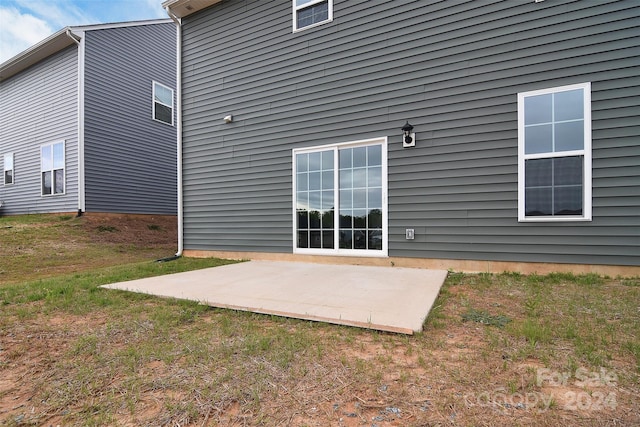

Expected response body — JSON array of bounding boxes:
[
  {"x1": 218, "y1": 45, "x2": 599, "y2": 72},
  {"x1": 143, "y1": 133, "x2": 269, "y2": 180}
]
[{"x1": 163, "y1": 0, "x2": 223, "y2": 19}]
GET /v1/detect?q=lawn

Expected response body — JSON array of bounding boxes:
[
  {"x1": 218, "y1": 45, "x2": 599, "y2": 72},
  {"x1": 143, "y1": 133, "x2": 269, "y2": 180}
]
[{"x1": 0, "y1": 214, "x2": 638, "y2": 426}]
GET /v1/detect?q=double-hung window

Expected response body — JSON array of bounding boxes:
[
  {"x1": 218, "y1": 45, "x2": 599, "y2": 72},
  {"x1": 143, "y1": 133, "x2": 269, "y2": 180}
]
[
  {"x1": 153, "y1": 81, "x2": 174, "y2": 125},
  {"x1": 293, "y1": 137, "x2": 387, "y2": 256},
  {"x1": 518, "y1": 82, "x2": 592, "y2": 221},
  {"x1": 41, "y1": 141, "x2": 65, "y2": 196},
  {"x1": 4, "y1": 153, "x2": 13, "y2": 185},
  {"x1": 293, "y1": 0, "x2": 333, "y2": 32}
]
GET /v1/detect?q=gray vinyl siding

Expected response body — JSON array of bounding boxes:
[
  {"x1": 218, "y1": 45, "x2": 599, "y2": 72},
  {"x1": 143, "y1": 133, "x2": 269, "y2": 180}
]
[
  {"x1": 83, "y1": 23, "x2": 177, "y2": 215},
  {"x1": 0, "y1": 46, "x2": 79, "y2": 215},
  {"x1": 181, "y1": 0, "x2": 639, "y2": 266}
]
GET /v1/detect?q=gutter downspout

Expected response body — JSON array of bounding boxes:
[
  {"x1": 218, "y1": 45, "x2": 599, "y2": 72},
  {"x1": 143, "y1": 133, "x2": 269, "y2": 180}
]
[
  {"x1": 165, "y1": 8, "x2": 183, "y2": 257},
  {"x1": 66, "y1": 28, "x2": 85, "y2": 217}
]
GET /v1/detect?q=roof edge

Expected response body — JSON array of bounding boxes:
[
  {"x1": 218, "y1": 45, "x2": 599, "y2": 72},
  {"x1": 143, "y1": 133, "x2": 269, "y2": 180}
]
[{"x1": 0, "y1": 18, "x2": 173, "y2": 82}]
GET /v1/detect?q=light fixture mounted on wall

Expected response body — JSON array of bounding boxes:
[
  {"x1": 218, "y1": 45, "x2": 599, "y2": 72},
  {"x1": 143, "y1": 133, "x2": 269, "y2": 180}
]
[
  {"x1": 402, "y1": 121, "x2": 415, "y2": 148},
  {"x1": 224, "y1": 115, "x2": 233, "y2": 123}
]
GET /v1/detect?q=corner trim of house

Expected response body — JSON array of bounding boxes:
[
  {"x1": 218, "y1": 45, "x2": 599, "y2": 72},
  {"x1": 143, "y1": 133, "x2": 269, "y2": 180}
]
[{"x1": 182, "y1": 250, "x2": 640, "y2": 278}]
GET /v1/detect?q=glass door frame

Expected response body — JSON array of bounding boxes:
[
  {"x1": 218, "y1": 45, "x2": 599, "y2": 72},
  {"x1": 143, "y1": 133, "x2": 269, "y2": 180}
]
[{"x1": 292, "y1": 136, "x2": 388, "y2": 257}]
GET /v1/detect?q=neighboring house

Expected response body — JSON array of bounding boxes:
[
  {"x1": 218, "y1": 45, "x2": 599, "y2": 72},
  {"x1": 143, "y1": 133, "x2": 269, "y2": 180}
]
[
  {"x1": 164, "y1": 0, "x2": 639, "y2": 275},
  {"x1": 0, "y1": 20, "x2": 177, "y2": 216}
]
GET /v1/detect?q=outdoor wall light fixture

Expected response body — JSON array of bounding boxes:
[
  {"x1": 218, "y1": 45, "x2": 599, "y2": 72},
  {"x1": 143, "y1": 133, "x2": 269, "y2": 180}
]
[
  {"x1": 402, "y1": 121, "x2": 415, "y2": 148},
  {"x1": 224, "y1": 115, "x2": 233, "y2": 123}
]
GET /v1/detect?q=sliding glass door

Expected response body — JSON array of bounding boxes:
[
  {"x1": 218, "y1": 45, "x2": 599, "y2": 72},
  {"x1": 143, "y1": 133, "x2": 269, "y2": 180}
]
[{"x1": 293, "y1": 138, "x2": 387, "y2": 256}]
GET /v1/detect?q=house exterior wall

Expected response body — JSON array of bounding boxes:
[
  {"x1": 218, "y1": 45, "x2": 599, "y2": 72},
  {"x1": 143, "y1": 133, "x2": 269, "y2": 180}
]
[
  {"x1": 180, "y1": 0, "x2": 639, "y2": 267},
  {"x1": 83, "y1": 23, "x2": 177, "y2": 215},
  {"x1": 0, "y1": 46, "x2": 79, "y2": 215}
]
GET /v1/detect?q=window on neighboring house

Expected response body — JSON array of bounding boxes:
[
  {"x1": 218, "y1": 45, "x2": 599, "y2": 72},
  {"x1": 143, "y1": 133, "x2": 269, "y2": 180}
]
[
  {"x1": 293, "y1": 0, "x2": 333, "y2": 32},
  {"x1": 153, "y1": 81, "x2": 174, "y2": 125},
  {"x1": 41, "y1": 141, "x2": 65, "y2": 196},
  {"x1": 4, "y1": 153, "x2": 13, "y2": 185},
  {"x1": 518, "y1": 82, "x2": 592, "y2": 221},
  {"x1": 293, "y1": 138, "x2": 387, "y2": 256}
]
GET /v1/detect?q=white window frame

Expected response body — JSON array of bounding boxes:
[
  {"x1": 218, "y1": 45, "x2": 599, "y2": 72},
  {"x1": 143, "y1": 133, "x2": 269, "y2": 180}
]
[
  {"x1": 292, "y1": 137, "x2": 388, "y2": 257},
  {"x1": 293, "y1": 0, "x2": 333, "y2": 32},
  {"x1": 517, "y1": 82, "x2": 592, "y2": 222},
  {"x1": 152, "y1": 81, "x2": 174, "y2": 126},
  {"x1": 41, "y1": 140, "x2": 65, "y2": 196},
  {"x1": 4, "y1": 153, "x2": 14, "y2": 185}
]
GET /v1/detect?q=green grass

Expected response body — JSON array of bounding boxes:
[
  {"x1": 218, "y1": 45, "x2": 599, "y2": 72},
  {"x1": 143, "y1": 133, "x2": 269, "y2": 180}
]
[{"x1": 1, "y1": 215, "x2": 639, "y2": 426}]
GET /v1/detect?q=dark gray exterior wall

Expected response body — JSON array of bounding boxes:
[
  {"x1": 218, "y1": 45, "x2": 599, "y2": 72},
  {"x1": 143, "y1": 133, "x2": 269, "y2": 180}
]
[
  {"x1": 0, "y1": 46, "x2": 79, "y2": 215},
  {"x1": 83, "y1": 23, "x2": 177, "y2": 215},
  {"x1": 181, "y1": 0, "x2": 639, "y2": 266}
]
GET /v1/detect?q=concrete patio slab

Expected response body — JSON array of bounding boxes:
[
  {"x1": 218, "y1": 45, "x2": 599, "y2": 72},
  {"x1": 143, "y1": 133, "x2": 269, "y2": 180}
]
[{"x1": 102, "y1": 260, "x2": 448, "y2": 334}]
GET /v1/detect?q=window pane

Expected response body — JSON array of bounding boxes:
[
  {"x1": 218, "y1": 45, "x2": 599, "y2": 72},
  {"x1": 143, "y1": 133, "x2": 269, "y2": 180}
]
[
  {"x1": 353, "y1": 230, "x2": 366, "y2": 249},
  {"x1": 524, "y1": 93, "x2": 552, "y2": 125},
  {"x1": 154, "y1": 83, "x2": 172, "y2": 106},
  {"x1": 297, "y1": 210, "x2": 308, "y2": 229},
  {"x1": 297, "y1": 191, "x2": 308, "y2": 209},
  {"x1": 554, "y1": 89, "x2": 583, "y2": 121},
  {"x1": 54, "y1": 169, "x2": 64, "y2": 194},
  {"x1": 321, "y1": 190, "x2": 334, "y2": 210},
  {"x1": 525, "y1": 187, "x2": 552, "y2": 216},
  {"x1": 368, "y1": 209, "x2": 382, "y2": 228},
  {"x1": 339, "y1": 211, "x2": 352, "y2": 228},
  {"x1": 309, "y1": 171, "x2": 321, "y2": 190},
  {"x1": 555, "y1": 121, "x2": 584, "y2": 152},
  {"x1": 525, "y1": 124, "x2": 552, "y2": 154},
  {"x1": 322, "y1": 209, "x2": 334, "y2": 228},
  {"x1": 321, "y1": 150, "x2": 333, "y2": 170},
  {"x1": 353, "y1": 210, "x2": 366, "y2": 228},
  {"x1": 367, "y1": 145, "x2": 382, "y2": 166},
  {"x1": 309, "y1": 211, "x2": 321, "y2": 228},
  {"x1": 339, "y1": 229, "x2": 352, "y2": 249},
  {"x1": 53, "y1": 143, "x2": 64, "y2": 169},
  {"x1": 353, "y1": 189, "x2": 366, "y2": 208},
  {"x1": 4, "y1": 154, "x2": 12, "y2": 170},
  {"x1": 322, "y1": 170, "x2": 333, "y2": 190},
  {"x1": 297, "y1": 231, "x2": 309, "y2": 248},
  {"x1": 368, "y1": 188, "x2": 381, "y2": 209},
  {"x1": 352, "y1": 168, "x2": 366, "y2": 188},
  {"x1": 554, "y1": 156, "x2": 583, "y2": 186},
  {"x1": 297, "y1": 2, "x2": 328, "y2": 28},
  {"x1": 368, "y1": 230, "x2": 382, "y2": 250},
  {"x1": 296, "y1": 153, "x2": 308, "y2": 173},
  {"x1": 554, "y1": 186, "x2": 583, "y2": 215},
  {"x1": 310, "y1": 230, "x2": 322, "y2": 248},
  {"x1": 308, "y1": 152, "x2": 321, "y2": 171},
  {"x1": 308, "y1": 191, "x2": 321, "y2": 209},
  {"x1": 368, "y1": 167, "x2": 382, "y2": 187},
  {"x1": 339, "y1": 169, "x2": 352, "y2": 189},
  {"x1": 353, "y1": 147, "x2": 366, "y2": 168},
  {"x1": 41, "y1": 146, "x2": 52, "y2": 171},
  {"x1": 297, "y1": 173, "x2": 308, "y2": 191},
  {"x1": 339, "y1": 189, "x2": 352, "y2": 209},
  {"x1": 42, "y1": 171, "x2": 52, "y2": 195},
  {"x1": 525, "y1": 159, "x2": 552, "y2": 187},
  {"x1": 155, "y1": 103, "x2": 172, "y2": 124},
  {"x1": 5, "y1": 170, "x2": 13, "y2": 184},
  {"x1": 339, "y1": 149, "x2": 351, "y2": 169},
  {"x1": 322, "y1": 230, "x2": 334, "y2": 249}
]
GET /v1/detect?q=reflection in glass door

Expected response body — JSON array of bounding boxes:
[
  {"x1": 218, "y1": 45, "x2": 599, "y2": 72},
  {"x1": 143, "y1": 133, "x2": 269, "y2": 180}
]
[
  {"x1": 338, "y1": 145, "x2": 382, "y2": 250},
  {"x1": 294, "y1": 139, "x2": 386, "y2": 255},
  {"x1": 296, "y1": 150, "x2": 335, "y2": 249}
]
